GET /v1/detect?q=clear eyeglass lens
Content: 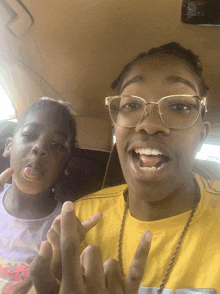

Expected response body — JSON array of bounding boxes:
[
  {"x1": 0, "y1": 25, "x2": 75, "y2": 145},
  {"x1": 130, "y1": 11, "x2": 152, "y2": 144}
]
[
  {"x1": 109, "y1": 95, "x2": 201, "y2": 129},
  {"x1": 109, "y1": 96, "x2": 145, "y2": 127},
  {"x1": 159, "y1": 95, "x2": 201, "y2": 129}
]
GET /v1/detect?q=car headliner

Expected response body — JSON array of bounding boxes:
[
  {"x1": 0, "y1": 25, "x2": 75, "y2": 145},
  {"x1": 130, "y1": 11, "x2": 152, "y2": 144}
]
[{"x1": 0, "y1": 0, "x2": 220, "y2": 149}]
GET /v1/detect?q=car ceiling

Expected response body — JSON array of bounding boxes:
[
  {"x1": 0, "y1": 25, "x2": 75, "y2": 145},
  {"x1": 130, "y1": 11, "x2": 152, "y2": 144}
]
[{"x1": 1, "y1": 0, "x2": 220, "y2": 149}]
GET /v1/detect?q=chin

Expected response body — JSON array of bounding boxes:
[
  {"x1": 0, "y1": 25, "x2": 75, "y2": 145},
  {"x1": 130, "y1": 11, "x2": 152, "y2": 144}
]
[{"x1": 14, "y1": 176, "x2": 50, "y2": 195}]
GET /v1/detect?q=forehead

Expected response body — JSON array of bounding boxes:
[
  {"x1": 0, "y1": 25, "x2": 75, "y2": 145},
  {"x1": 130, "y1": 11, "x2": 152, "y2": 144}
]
[
  {"x1": 120, "y1": 55, "x2": 200, "y2": 95},
  {"x1": 22, "y1": 107, "x2": 72, "y2": 135}
]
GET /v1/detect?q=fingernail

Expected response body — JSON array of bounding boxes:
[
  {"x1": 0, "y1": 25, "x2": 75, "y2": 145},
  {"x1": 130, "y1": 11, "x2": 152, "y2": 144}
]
[
  {"x1": 62, "y1": 201, "x2": 74, "y2": 213},
  {"x1": 145, "y1": 231, "x2": 152, "y2": 242},
  {"x1": 93, "y1": 211, "x2": 102, "y2": 218}
]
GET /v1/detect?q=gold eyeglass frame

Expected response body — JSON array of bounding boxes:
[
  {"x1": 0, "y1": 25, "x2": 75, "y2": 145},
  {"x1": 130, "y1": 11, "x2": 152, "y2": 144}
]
[{"x1": 105, "y1": 94, "x2": 207, "y2": 129}]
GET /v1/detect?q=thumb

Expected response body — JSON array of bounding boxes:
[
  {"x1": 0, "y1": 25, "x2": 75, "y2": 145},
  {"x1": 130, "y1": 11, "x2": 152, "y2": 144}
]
[
  {"x1": 0, "y1": 168, "x2": 14, "y2": 193},
  {"x1": 29, "y1": 241, "x2": 60, "y2": 294}
]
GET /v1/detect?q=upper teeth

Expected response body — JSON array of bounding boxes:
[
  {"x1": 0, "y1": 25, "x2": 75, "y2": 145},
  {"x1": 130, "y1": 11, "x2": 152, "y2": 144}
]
[{"x1": 134, "y1": 148, "x2": 163, "y2": 156}]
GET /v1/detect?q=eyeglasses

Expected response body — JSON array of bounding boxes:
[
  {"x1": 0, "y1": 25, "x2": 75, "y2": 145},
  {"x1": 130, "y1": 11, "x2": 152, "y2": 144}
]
[{"x1": 105, "y1": 95, "x2": 207, "y2": 129}]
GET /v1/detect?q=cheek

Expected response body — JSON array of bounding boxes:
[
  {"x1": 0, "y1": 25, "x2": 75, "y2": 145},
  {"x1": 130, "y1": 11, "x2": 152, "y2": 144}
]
[
  {"x1": 115, "y1": 127, "x2": 128, "y2": 154},
  {"x1": 115, "y1": 125, "x2": 131, "y2": 142},
  {"x1": 48, "y1": 153, "x2": 69, "y2": 176},
  {"x1": 173, "y1": 130, "x2": 202, "y2": 166},
  {"x1": 10, "y1": 144, "x2": 29, "y2": 167}
]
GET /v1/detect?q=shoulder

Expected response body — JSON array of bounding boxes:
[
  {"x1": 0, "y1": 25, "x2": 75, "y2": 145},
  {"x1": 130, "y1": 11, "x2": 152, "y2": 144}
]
[
  {"x1": 0, "y1": 184, "x2": 11, "y2": 199},
  {"x1": 204, "y1": 180, "x2": 220, "y2": 195},
  {"x1": 74, "y1": 184, "x2": 127, "y2": 220},
  {"x1": 75, "y1": 184, "x2": 127, "y2": 203},
  {"x1": 195, "y1": 173, "x2": 220, "y2": 196},
  {"x1": 194, "y1": 174, "x2": 220, "y2": 216}
]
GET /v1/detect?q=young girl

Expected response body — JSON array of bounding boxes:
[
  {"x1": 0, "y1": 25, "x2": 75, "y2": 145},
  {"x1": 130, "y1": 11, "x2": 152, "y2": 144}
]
[{"x1": 0, "y1": 97, "x2": 77, "y2": 293}]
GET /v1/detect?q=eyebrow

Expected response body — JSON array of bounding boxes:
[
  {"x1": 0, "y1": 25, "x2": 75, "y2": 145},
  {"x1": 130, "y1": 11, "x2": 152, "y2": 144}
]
[
  {"x1": 23, "y1": 123, "x2": 68, "y2": 138},
  {"x1": 120, "y1": 74, "x2": 197, "y2": 94},
  {"x1": 166, "y1": 75, "x2": 197, "y2": 93},
  {"x1": 120, "y1": 74, "x2": 145, "y2": 93}
]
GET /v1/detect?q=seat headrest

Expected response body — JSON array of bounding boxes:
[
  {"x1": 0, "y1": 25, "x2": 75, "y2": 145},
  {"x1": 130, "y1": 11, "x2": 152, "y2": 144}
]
[
  {"x1": 53, "y1": 148, "x2": 110, "y2": 202},
  {"x1": 102, "y1": 144, "x2": 125, "y2": 188}
]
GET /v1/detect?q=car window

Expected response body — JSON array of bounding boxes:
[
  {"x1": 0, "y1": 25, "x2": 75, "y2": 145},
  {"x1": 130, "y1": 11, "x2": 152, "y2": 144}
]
[{"x1": 0, "y1": 82, "x2": 16, "y2": 121}]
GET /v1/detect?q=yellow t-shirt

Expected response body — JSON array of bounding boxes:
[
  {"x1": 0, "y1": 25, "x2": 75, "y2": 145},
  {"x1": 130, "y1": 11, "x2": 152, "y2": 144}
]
[{"x1": 75, "y1": 174, "x2": 220, "y2": 294}]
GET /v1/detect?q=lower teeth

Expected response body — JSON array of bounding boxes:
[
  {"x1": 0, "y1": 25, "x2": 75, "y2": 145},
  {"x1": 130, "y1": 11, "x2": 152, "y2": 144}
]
[{"x1": 139, "y1": 162, "x2": 166, "y2": 171}]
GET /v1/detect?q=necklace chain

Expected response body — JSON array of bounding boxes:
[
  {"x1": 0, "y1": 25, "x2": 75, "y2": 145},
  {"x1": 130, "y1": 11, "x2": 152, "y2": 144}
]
[{"x1": 118, "y1": 191, "x2": 199, "y2": 294}]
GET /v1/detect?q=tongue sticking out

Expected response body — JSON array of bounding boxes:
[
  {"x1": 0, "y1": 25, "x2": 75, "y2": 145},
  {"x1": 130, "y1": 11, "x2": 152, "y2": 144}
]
[
  {"x1": 139, "y1": 155, "x2": 165, "y2": 168},
  {"x1": 24, "y1": 167, "x2": 41, "y2": 179}
]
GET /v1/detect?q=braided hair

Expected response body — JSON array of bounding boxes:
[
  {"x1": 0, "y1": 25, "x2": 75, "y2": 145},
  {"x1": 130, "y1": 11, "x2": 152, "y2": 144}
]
[{"x1": 111, "y1": 42, "x2": 209, "y2": 99}]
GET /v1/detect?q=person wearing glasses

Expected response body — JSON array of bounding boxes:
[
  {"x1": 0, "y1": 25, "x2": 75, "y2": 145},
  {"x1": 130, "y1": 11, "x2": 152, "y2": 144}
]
[{"x1": 29, "y1": 42, "x2": 220, "y2": 294}]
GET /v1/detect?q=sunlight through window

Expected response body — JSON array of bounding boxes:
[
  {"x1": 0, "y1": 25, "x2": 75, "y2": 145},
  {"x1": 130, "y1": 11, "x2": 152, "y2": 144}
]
[
  {"x1": 196, "y1": 144, "x2": 220, "y2": 163},
  {"x1": 0, "y1": 83, "x2": 16, "y2": 120}
]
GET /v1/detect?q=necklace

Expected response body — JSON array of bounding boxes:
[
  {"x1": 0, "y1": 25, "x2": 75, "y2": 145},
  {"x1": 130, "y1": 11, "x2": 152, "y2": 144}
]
[{"x1": 118, "y1": 189, "x2": 199, "y2": 294}]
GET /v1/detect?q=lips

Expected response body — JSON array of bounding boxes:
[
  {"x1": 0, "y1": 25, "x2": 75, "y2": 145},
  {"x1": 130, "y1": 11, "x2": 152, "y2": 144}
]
[
  {"x1": 23, "y1": 161, "x2": 44, "y2": 179},
  {"x1": 127, "y1": 143, "x2": 172, "y2": 179}
]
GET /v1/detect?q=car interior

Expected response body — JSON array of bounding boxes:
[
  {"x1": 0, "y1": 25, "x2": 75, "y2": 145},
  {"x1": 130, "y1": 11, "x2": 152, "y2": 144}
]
[{"x1": 1, "y1": 0, "x2": 220, "y2": 201}]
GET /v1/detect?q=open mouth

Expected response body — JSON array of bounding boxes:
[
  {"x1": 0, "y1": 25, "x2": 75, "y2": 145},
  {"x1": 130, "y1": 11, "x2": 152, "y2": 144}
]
[{"x1": 132, "y1": 148, "x2": 170, "y2": 171}]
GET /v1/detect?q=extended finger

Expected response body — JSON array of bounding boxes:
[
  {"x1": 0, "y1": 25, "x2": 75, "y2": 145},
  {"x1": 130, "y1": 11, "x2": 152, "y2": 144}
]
[
  {"x1": 47, "y1": 228, "x2": 62, "y2": 281},
  {"x1": 82, "y1": 212, "x2": 102, "y2": 232},
  {"x1": 81, "y1": 245, "x2": 106, "y2": 292},
  {"x1": 52, "y1": 215, "x2": 61, "y2": 236},
  {"x1": 104, "y1": 259, "x2": 124, "y2": 294},
  {"x1": 77, "y1": 212, "x2": 102, "y2": 243},
  {"x1": 29, "y1": 241, "x2": 60, "y2": 294},
  {"x1": 47, "y1": 228, "x2": 60, "y2": 248},
  {"x1": 0, "y1": 168, "x2": 14, "y2": 192},
  {"x1": 60, "y1": 201, "x2": 85, "y2": 293},
  {"x1": 124, "y1": 231, "x2": 152, "y2": 294}
]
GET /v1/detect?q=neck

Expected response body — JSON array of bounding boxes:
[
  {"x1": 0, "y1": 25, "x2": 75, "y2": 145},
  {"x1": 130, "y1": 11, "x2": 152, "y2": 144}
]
[
  {"x1": 3, "y1": 182, "x2": 58, "y2": 219},
  {"x1": 127, "y1": 175, "x2": 199, "y2": 222}
]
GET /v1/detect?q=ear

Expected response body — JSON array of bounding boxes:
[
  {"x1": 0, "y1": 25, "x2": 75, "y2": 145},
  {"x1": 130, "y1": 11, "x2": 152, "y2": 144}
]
[
  {"x1": 64, "y1": 157, "x2": 74, "y2": 176},
  {"x1": 3, "y1": 137, "x2": 13, "y2": 158},
  {"x1": 200, "y1": 120, "x2": 210, "y2": 143},
  {"x1": 196, "y1": 120, "x2": 210, "y2": 153}
]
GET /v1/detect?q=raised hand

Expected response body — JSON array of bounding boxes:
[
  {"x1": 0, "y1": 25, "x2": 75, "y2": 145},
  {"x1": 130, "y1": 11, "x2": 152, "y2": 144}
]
[
  {"x1": 0, "y1": 168, "x2": 14, "y2": 193},
  {"x1": 47, "y1": 206, "x2": 102, "y2": 280},
  {"x1": 29, "y1": 201, "x2": 152, "y2": 294},
  {"x1": 48, "y1": 208, "x2": 102, "y2": 242}
]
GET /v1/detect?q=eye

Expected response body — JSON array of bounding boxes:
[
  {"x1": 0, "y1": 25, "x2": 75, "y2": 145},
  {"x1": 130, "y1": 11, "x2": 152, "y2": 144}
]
[
  {"x1": 51, "y1": 141, "x2": 64, "y2": 149},
  {"x1": 120, "y1": 102, "x2": 142, "y2": 112},
  {"x1": 170, "y1": 104, "x2": 191, "y2": 113}
]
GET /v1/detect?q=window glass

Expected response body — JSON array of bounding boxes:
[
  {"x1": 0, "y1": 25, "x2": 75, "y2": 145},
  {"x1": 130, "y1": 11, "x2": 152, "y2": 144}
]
[
  {"x1": 113, "y1": 129, "x2": 220, "y2": 164},
  {"x1": 0, "y1": 83, "x2": 16, "y2": 121},
  {"x1": 196, "y1": 144, "x2": 220, "y2": 163}
]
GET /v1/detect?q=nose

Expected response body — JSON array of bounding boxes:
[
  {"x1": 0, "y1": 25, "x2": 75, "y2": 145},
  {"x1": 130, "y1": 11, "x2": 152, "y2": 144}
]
[
  {"x1": 31, "y1": 138, "x2": 49, "y2": 157},
  {"x1": 135, "y1": 104, "x2": 170, "y2": 135}
]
